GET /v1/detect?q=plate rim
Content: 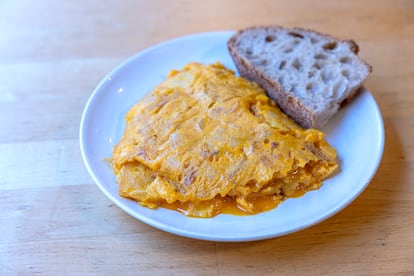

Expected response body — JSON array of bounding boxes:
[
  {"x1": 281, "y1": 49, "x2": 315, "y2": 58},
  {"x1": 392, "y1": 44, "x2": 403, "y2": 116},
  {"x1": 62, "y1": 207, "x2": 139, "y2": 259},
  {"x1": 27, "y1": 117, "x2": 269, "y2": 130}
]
[{"x1": 79, "y1": 30, "x2": 385, "y2": 242}]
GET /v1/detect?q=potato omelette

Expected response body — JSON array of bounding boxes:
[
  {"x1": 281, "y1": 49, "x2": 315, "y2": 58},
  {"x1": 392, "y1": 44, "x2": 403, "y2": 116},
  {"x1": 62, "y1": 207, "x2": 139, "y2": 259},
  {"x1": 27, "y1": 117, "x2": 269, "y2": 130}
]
[{"x1": 111, "y1": 62, "x2": 338, "y2": 217}]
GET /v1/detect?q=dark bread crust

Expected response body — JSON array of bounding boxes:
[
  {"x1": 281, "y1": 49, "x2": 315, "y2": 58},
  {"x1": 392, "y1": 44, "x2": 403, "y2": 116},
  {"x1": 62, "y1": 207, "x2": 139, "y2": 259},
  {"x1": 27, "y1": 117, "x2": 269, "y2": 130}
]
[{"x1": 227, "y1": 26, "x2": 372, "y2": 129}]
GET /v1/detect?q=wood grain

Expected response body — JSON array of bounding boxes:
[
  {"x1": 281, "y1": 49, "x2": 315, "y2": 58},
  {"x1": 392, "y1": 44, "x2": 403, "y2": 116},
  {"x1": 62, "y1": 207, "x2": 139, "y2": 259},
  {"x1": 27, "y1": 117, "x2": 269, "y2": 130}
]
[{"x1": 1, "y1": 0, "x2": 413, "y2": 275}]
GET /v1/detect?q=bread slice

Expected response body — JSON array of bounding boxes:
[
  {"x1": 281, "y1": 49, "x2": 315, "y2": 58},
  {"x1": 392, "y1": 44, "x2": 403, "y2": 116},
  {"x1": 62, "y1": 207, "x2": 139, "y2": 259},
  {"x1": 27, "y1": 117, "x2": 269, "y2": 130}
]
[{"x1": 227, "y1": 26, "x2": 372, "y2": 129}]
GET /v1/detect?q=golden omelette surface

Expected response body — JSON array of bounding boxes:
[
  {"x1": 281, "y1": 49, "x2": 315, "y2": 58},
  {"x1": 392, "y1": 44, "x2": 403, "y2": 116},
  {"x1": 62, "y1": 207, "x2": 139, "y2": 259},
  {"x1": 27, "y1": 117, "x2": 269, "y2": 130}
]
[{"x1": 111, "y1": 63, "x2": 338, "y2": 217}]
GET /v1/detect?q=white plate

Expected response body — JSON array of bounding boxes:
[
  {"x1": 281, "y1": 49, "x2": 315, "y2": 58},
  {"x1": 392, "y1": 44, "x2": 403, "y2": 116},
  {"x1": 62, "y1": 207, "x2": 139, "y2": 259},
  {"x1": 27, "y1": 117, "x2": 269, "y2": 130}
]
[{"x1": 80, "y1": 31, "x2": 384, "y2": 242}]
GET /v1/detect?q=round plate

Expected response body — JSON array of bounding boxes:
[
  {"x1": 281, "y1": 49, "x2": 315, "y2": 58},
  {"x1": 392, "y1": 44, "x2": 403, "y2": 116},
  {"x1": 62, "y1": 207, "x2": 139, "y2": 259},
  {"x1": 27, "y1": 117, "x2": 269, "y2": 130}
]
[{"x1": 80, "y1": 31, "x2": 384, "y2": 242}]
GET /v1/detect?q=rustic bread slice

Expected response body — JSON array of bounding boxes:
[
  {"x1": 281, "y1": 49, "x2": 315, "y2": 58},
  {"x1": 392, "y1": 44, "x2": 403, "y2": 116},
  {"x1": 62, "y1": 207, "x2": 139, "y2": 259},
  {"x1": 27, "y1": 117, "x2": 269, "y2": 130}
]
[{"x1": 227, "y1": 26, "x2": 372, "y2": 129}]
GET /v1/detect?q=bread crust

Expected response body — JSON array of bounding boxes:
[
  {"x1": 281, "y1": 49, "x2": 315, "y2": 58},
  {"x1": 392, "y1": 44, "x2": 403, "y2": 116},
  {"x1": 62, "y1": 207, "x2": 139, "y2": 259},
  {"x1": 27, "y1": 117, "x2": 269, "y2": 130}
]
[{"x1": 227, "y1": 25, "x2": 372, "y2": 129}]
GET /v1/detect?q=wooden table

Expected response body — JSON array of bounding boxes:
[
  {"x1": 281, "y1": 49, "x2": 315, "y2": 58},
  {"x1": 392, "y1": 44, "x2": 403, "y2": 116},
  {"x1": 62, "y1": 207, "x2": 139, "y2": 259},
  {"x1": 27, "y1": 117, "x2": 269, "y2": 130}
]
[{"x1": 1, "y1": 0, "x2": 413, "y2": 274}]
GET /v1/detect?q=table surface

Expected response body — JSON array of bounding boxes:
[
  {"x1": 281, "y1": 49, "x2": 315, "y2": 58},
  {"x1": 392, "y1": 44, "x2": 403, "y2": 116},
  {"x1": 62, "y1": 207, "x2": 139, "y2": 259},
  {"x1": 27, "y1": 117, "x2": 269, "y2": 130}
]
[{"x1": 1, "y1": 0, "x2": 413, "y2": 275}]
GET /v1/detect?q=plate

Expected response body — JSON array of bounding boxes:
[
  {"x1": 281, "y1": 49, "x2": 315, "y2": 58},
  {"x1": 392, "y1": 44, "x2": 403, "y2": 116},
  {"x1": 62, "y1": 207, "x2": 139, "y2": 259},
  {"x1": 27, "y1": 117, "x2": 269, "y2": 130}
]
[{"x1": 80, "y1": 31, "x2": 384, "y2": 242}]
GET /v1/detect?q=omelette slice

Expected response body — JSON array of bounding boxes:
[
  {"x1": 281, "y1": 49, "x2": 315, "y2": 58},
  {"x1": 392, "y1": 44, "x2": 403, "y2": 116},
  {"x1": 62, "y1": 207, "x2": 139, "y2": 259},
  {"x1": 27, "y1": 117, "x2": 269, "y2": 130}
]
[{"x1": 111, "y1": 62, "x2": 338, "y2": 217}]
